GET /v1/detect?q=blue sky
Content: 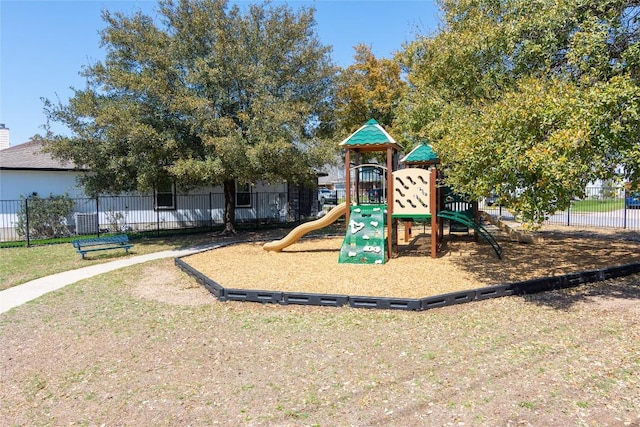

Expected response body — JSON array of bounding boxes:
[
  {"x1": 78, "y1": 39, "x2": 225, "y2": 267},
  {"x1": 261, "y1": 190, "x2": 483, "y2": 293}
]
[{"x1": 1, "y1": 0, "x2": 441, "y2": 146}]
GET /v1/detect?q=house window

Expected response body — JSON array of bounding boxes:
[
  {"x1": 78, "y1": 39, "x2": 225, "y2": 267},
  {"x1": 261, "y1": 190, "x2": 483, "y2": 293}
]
[
  {"x1": 236, "y1": 182, "x2": 252, "y2": 207},
  {"x1": 155, "y1": 180, "x2": 176, "y2": 210}
]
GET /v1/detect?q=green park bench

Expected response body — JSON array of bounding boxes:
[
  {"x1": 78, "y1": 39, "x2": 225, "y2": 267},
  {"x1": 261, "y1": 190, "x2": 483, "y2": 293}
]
[{"x1": 72, "y1": 234, "x2": 133, "y2": 259}]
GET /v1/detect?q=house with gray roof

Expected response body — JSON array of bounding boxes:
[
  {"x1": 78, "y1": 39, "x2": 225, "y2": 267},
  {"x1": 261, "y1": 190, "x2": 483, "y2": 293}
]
[
  {"x1": 0, "y1": 140, "x2": 316, "y2": 241},
  {"x1": 0, "y1": 140, "x2": 87, "y2": 200}
]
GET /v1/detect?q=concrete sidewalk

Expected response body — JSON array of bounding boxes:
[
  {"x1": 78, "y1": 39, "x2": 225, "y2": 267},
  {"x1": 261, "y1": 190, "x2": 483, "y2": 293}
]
[{"x1": 0, "y1": 242, "x2": 225, "y2": 315}]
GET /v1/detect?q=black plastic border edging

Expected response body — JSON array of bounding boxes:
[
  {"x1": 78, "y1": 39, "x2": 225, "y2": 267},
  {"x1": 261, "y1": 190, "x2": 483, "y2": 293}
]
[
  {"x1": 175, "y1": 257, "x2": 224, "y2": 299},
  {"x1": 349, "y1": 296, "x2": 422, "y2": 310},
  {"x1": 507, "y1": 262, "x2": 640, "y2": 295},
  {"x1": 175, "y1": 255, "x2": 640, "y2": 312},
  {"x1": 282, "y1": 292, "x2": 349, "y2": 307}
]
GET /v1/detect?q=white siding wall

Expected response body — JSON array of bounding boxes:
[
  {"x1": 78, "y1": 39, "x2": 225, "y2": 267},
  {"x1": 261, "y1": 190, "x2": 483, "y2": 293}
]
[
  {"x1": 0, "y1": 170, "x2": 86, "y2": 200},
  {"x1": 0, "y1": 171, "x2": 288, "y2": 201}
]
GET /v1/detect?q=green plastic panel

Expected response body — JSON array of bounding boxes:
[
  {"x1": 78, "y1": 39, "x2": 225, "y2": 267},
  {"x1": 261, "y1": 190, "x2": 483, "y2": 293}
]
[{"x1": 339, "y1": 205, "x2": 387, "y2": 264}]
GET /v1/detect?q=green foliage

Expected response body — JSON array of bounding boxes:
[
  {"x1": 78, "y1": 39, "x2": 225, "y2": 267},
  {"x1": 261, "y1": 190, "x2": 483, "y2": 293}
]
[
  {"x1": 43, "y1": 0, "x2": 337, "y2": 229},
  {"x1": 334, "y1": 44, "x2": 407, "y2": 147},
  {"x1": 398, "y1": 0, "x2": 640, "y2": 227},
  {"x1": 16, "y1": 194, "x2": 74, "y2": 239}
]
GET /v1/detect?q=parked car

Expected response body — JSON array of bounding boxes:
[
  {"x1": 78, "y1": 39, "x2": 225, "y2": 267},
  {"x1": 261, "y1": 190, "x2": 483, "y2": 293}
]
[
  {"x1": 626, "y1": 191, "x2": 640, "y2": 209},
  {"x1": 484, "y1": 192, "x2": 498, "y2": 206},
  {"x1": 318, "y1": 188, "x2": 337, "y2": 205}
]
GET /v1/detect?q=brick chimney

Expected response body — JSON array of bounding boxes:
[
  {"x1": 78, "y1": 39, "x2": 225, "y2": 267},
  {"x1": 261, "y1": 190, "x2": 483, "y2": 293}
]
[{"x1": 0, "y1": 124, "x2": 9, "y2": 150}]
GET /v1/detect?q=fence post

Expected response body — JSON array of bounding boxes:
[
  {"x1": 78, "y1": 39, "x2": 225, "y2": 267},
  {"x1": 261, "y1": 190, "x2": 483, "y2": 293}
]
[
  {"x1": 255, "y1": 192, "x2": 260, "y2": 229},
  {"x1": 566, "y1": 202, "x2": 571, "y2": 226},
  {"x1": 209, "y1": 192, "x2": 213, "y2": 229},
  {"x1": 25, "y1": 198, "x2": 31, "y2": 247},
  {"x1": 96, "y1": 197, "x2": 100, "y2": 236},
  {"x1": 623, "y1": 189, "x2": 628, "y2": 229},
  {"x1": 156, "y1": 202, "x2": 160, "y2": 236}
]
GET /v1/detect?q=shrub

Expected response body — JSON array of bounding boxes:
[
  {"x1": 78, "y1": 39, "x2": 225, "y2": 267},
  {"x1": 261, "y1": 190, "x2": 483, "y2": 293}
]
[{"x1": 16, "y1": 193, "x2": 74, "y2": 239}]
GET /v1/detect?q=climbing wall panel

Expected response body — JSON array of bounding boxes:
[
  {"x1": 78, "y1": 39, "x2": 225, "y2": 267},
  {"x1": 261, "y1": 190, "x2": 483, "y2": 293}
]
[
  {"x1": 338, "y1": 205, "x2": 386, "y2": 264},
  {"x1": 392, "y1": 169, "x2": 431, "y2": 217}
]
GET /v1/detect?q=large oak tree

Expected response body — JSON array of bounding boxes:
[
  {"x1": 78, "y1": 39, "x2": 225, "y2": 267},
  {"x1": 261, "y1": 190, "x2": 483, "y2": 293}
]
[
  {"x1": 44, "y1": 0, "x2": 337, "y2": 233},
  {"x1": 398, "y1": 0, "x2": 640, "y2": 226}
]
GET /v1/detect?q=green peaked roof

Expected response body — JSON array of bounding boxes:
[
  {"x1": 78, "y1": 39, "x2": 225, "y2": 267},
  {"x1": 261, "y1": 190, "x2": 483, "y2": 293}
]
[
  {"x1": 339, "y1": 118, "x2": 400, "y2": 149},
  {"x1": 400, "y1": 141, "x2": 439, "y2": 164}
]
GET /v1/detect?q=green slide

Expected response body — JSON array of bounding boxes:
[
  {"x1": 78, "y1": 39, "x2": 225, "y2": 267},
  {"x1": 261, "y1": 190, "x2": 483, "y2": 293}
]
[
  {"x1": 437, "y1": 210, "x2": 502, "y2": 259},
  {"x1": 338, "y1": 205, "x2": 387, "y2": 264}
]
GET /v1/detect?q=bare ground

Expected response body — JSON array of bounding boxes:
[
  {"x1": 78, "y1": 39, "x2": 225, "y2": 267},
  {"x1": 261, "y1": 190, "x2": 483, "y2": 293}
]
[{"x1": 1, "y1": 225, "x2": 639, "y2": 426}]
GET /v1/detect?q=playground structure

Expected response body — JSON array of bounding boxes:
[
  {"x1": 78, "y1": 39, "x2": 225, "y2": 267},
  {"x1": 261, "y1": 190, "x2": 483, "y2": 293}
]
[
  {"x1": 181, "y1": 119, "x2": 640, "y2": 312},
  {"x1": 264, "y1": 119, "x2": 502, "y2": 260}
]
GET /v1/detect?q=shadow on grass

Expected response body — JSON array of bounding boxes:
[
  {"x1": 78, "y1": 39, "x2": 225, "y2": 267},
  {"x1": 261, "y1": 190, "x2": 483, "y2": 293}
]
[{"x1": 522, "y1": 274, "x2": 640, "y2": 310}]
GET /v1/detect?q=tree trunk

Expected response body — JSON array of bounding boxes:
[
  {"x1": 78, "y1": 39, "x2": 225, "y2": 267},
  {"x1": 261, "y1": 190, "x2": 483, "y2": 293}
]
[{"x1": 221, "y1": 179, "x2": 237, "y2": 235}]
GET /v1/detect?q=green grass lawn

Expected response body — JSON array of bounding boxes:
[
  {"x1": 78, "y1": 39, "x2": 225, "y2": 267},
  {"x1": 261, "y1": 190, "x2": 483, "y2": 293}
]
[
  {"x1": 0, "y1": 232, "x2": 222, "y2": 291},
  {"x1": 570, "y1": 198, "x2": 625, "y2": 213}
]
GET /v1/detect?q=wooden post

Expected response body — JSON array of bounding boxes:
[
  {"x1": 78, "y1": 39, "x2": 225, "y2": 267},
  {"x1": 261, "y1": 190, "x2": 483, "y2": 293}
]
[
  {"x1": 437, "y1": 169, "x2": 444, "y2": 242},
  {"x1": 430, "y1": 167, "x2": 438, "y2": 258},
  {"x1": 386, "y1": 146, "x2": 394, "y2": 260},
  {"x1": 354, "y1": 151, "x2": 360, "y2": 205},
  {"x1": 473, "y1": 201, "x2": 479, "y2": 242},
  {"x1": 404, "y1": 221, "x2": 412, "y2": 242},
  {"x1": 344, "y1": 149, "x2": 351, "y2": 225}
]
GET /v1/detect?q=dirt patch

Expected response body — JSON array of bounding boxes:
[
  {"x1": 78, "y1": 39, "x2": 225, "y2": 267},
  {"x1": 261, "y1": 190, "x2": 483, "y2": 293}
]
[
  {"x1": 580, "y1": 295, "x2": 640, "y2": 312},
  {"x1": 527, "y1": 272, "x2": 640, "y2": 313},
  {"x1": 131, "y1": 260, "x2": 214, "y2": 306}
]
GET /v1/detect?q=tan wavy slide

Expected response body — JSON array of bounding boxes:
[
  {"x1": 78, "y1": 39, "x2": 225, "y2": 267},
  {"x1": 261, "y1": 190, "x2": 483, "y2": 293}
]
[{"x1": 263, "y1": 202, "x2": 347, "y2": 251}]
